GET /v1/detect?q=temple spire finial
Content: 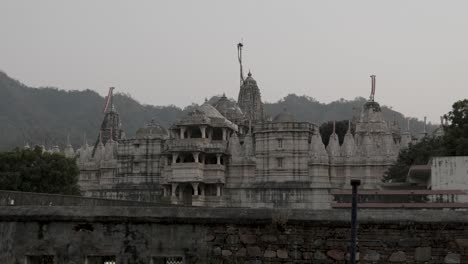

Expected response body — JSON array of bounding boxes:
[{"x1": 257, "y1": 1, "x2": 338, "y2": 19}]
[{"x1": 370, "y1": 75, "x2": 376, "y2": 101}]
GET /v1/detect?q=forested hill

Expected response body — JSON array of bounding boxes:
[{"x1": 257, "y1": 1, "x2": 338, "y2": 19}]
[{"x1": 0, "y1": 71, "x2": 434, "y2": 150}]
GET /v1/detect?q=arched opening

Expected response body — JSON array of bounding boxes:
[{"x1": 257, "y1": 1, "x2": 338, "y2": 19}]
[
  {"x1": 212, "y1": 128, "x2": 223, "y2": 140},
  {"x1": 189, "y1": 127, "x2": 202, "y2": 138},
  {"x1": 183, "y1": 153, "x2": 195, "y2": 163},
  {"x1": 205, "y1": 154, "x2": 218, "y2": 164},
  {"x1": 182, "y1": 185, "x2": 193, "y2": 206}
]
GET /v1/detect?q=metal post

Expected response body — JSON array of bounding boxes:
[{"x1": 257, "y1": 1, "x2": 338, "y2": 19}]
[{"x1": 350, "y1": 179, "x2": 361, "y2": 264}]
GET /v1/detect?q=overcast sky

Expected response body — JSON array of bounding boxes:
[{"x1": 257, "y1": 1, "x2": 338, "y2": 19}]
[{"x1": 1, "y1": 1, "x2": 467, "y2": 123}]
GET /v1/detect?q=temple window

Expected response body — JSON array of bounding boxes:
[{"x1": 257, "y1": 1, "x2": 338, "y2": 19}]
[
  {"x1": 277, "y1": 157, "x2": 283, "y2": 168},
  {"x1": 277, "y1": 138, "x2": 283, "y2": 148}
]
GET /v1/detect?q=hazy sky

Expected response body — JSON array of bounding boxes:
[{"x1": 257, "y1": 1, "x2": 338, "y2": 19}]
[{"x1": 2, "y1": 1, "x2": 468, "y2": 123}]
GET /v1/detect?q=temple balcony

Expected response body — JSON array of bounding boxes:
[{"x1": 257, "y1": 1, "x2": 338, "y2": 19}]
[
  {"x1": 162, "y1": 163, "x2": 226, "y2": 184},
  {"x1": 166, "y1": 138, "x2": 228, "y2": 153},
  {"x1": 203, "y1": 164, "x2": 226, "y2": 183}
]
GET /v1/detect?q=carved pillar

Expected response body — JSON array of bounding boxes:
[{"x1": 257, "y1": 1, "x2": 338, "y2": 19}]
[
  {"x1": 200, "y1": 184, "x2": 205, "y2": 196},
  {"x1": 163, "y1": 186, "x2": 167, "y2": 197},
  {"x1": 216, "y1": 154, "x2": 221, "y2": 165},
  {"x1": 193, "y1": 152, "x2": 199, "y2": 163},
  {"x1": 180, "y1": 127, "x2": 186, "y2": 139},
  {"x1": 192, "y1": 183, "x2": 199, "y2": 196},
  {"x1": 171, "y1": 183, "x2": 178, "y2": 197},
  {"x1": 200, "y1": 126, "x2": 206, "y2": 139},
  {"x1": 216, "y1": 184, "x2": 221, "y2": 196},
  {"x1": 207, "y1": 128, "x2": 212, "y2": 139},
  {"x1": 222, "y1": 128, "x2": 227, "y2": 140},
  {"x1": 172, "y1": 153, "x2": 179, "y2": 163}
]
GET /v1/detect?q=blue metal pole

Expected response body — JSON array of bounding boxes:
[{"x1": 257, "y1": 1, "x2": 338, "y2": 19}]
[{"x1": 350, "y1": 179, "x2": 361, "y2": 264}]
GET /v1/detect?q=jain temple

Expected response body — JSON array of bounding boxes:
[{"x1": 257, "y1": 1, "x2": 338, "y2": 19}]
[{"x1": 68, "y1": 45, "x2": 425, "y2": 210}]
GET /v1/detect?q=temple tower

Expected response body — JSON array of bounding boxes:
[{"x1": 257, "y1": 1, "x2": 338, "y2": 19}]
[
  {"x1": 92, "y1": 87, "x2": 124, "y2": 157},
  {"x1": 237, "y1": 43, "x2": 264, "y2": 123}
]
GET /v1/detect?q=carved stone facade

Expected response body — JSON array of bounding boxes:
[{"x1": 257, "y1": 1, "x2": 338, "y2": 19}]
[{"x1": 75, "y1": 73, "x2": 412, "y2": 209}]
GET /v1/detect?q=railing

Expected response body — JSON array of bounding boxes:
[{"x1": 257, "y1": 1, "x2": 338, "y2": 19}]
[
  {"x1": 332, "y1": 190, "x2": 468, "y2": 209},
  {"x1": 255, "y1": 122, "x2": 316, "y2": 131}
]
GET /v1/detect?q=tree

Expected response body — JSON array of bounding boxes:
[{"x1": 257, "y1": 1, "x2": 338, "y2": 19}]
[
  {"x1": 384, "y1": 99, "x2": 468, "y2": 182},
  {"x1": 319, "y1": 120, "x2": 352, "y2": 146},
  {"x1": 0, "y1": 146, "x2": 80, "y2": 195},
  {"x1": 383, "y1": 137, "x2": 445, "y2": 182},
  {"x1": 443, "y1": 99, "x2": 468, "y2": 156}
]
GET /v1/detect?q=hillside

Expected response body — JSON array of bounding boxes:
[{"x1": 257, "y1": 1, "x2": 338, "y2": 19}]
[{"x1": 0, "y1": 71, "x2": 434, "y2": 150}]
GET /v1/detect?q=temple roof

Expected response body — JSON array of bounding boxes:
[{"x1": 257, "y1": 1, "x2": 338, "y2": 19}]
[
  {"x1": 177, "y1": 103, "x2": 238, "y2": 131},
  {"x1": 213, "y1": 94, "x2": 245, "y2": 122},
  {"x1": 136, "y1": 119, "x2": 168, "y2": 139}
]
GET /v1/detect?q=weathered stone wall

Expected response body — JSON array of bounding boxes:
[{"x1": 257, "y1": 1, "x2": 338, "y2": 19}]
[
  {"x1": 1, "y1": 207, "x2": 468, "y2": 263},
  {"x1": 432, "y1": 156, "x2": 468, "y2": 191},
  {"x1": 0, "y1": 190, "x2": 169, "y2": 207}
]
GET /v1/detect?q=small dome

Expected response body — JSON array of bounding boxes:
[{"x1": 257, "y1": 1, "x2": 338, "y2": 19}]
[
  {"x1": 273, "y1": 108, "x2": 296, "y2": 123},
  {"x1": 136, "y1": 119, "x2": 168, "y2": 139},
  {"x1": 213, "y1": 94, "x2": 245, "y2": 121},
  {"x1": 363, "y1": 100, "x2": 381, "y2": 112},
  {"x1": 243, "y1": 71, "x2": 257, "y2": 85},
  {"x1": 198, "y1": 103, "x2": 227, "y2": 119}
]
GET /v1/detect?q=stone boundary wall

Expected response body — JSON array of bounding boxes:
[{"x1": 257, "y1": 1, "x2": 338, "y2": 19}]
[
  {"x1": 1, "y1": 207, "x2": 468, "y2": 263},
  {"x1": 0, "y1": 190, "x2": 171, "y2": 207}
]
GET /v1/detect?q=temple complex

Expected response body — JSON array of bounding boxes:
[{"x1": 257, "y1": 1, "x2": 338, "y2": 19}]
[{"x1": 68, "y1": 45, "x2": 430, "y2": 209}]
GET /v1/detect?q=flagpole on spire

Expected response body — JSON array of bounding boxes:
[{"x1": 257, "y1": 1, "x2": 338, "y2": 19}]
[
  {"x1": 103, "y1": 87, "x2": 115, "y2": 113},
  {"x1": 370, "y1": 75, "x2": 376, "y2": 101},
  {"x1": 237, "y1": 42, "x2": 244, "y2": 85}
]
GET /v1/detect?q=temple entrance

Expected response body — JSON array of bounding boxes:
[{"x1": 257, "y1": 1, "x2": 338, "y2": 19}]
[{"x1": 182, "y1": 185, "x2": 193, "y2": 206}]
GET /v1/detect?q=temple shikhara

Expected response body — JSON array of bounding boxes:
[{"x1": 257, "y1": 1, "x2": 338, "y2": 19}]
[{"x1": 70, "y1": 44, "x2": 422, "y2": 209}]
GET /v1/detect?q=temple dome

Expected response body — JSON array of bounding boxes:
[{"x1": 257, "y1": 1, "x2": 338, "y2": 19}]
[
  {"x1": 198, "y1": 103, "x2": 226, "y2": 119},
  {"x1": 213, "y1": 94, "x2": 245, "y2": 122},
  {"x1": 244, "y1": 71, "x2": 257, "y2": 85},
  {"x1": 178, "y1": 103, "x2": 238, "y2": 131},
  {"x1": 273, "y1": 109, "x2": 296, "y2": 123},
  {"x1": 363, "y1": 100, "x2": 381, "y2": 112},
  {"x1": 136, "y1": 119, "x2": 168, "y2": 139}
]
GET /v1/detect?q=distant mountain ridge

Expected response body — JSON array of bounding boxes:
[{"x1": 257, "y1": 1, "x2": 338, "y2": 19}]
[{"x1": 0, "y1": 71, "x2": 435, "y2": 150}]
